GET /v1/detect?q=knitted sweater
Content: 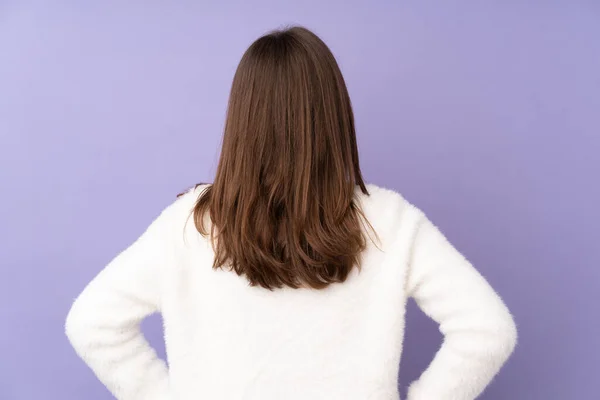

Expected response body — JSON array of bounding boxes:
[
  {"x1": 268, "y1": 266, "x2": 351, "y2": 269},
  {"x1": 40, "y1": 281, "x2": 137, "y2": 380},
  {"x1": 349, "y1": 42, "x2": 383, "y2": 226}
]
[{"x1": 65, "y1": 184, "x2": 517, "y2": 400}]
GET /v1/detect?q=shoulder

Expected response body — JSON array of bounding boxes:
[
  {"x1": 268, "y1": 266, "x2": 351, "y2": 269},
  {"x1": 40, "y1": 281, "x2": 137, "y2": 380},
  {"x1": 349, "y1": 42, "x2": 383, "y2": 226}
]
[
  {"x1": 173, "y1": 184, "x2": 209, "y2": 209},
  {"x1": 362, "y1": 183, "x2": 407, "y2": 206},
  {"x1": 154, "y1": 184, "x2": 209, "y2": 231},
  {"x1": 359, "y1": 183, "x2": 421, "y2": 218},
  {"x1": 358, "y1": 183, "x2": 424, "y2": 241}
]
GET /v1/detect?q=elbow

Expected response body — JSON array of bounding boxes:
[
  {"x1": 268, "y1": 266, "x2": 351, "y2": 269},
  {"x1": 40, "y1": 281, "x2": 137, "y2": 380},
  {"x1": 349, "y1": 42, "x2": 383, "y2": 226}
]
[
  {"x1": 487, "y1": 309, "x2": 518, "y2": 365},
  {"x1": 502, "y1": 312, "x2": 518, "y2": 357},
  {"x1": 65, "y1": 304, "x2": 80, "y2": 346},
  {"x1": 65, "y1": 299, "x2": 89, "y2": 352},
  {"x1": 454, "y1": 307, "x2": 518, "y2": 366}
]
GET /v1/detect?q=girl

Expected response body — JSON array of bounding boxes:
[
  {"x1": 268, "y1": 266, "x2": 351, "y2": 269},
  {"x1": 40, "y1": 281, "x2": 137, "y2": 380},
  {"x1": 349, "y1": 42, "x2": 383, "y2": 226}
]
[{"x1": 66, "y1": 26, "x2": 517, "y2": 400}]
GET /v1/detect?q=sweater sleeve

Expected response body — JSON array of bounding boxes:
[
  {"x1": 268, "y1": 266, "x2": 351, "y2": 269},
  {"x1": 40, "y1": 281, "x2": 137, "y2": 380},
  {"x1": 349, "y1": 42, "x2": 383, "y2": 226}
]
[
  {"x1": 405, "y1": 214, "x2": 517, "y2": 400},
  {"x1": 65, "y1": 201, "x2": 181, "y2": 400}
]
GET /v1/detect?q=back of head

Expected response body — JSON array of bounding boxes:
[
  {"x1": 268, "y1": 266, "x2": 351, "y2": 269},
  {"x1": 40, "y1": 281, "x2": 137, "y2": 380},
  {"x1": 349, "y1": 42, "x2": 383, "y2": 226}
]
[{"x1": 194, "y1": 26, "x2": 370, "y2": 289}]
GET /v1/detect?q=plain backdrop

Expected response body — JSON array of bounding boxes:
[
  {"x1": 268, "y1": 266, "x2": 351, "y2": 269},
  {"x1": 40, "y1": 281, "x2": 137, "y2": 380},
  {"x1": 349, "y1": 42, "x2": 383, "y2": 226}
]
[{"x1": 1, "y1": 1, "x2": 599, "y2": 399}]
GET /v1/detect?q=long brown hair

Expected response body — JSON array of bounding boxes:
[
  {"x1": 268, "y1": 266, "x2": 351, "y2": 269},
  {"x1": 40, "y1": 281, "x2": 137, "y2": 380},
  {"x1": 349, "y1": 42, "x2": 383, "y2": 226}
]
[{"x1": 193, "y1": 26, "x2": 371, "y2": 289}]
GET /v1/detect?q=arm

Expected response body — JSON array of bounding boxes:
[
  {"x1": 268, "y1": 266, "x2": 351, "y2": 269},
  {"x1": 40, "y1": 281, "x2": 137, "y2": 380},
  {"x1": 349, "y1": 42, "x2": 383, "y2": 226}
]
[
  {"x1": 406, "y1": 215, "x2": 517, "y2": 400},
  {"x1": 65, "y1": 202, "x2": 180, "y2": 400}
]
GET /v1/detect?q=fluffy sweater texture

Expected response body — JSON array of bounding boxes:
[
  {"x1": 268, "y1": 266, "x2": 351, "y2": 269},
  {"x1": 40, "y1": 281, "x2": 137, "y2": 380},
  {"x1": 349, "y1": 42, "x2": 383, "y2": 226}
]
[{"x1": 66, "y1": 184, "x2": 517, "y2": 400}]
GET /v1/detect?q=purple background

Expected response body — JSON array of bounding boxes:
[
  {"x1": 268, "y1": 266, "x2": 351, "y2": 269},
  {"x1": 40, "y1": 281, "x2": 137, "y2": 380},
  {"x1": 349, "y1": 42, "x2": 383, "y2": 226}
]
[{"x1": 1, "y1": 1, "x2": 599, "y2": 399}]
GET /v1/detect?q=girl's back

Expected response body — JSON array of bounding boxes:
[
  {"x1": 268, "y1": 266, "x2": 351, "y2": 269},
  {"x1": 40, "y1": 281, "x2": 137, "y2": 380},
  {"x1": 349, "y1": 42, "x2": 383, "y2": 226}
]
[{"x1": 163, "y1": 185, "x2": 416, "y2": 399}]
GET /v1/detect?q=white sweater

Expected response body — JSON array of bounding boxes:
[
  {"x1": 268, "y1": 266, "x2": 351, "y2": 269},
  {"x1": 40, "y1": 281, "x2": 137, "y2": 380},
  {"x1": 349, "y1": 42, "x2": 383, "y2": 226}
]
[{"x1": 66, "y1": 184, "x2": 517, "y2": 400}]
